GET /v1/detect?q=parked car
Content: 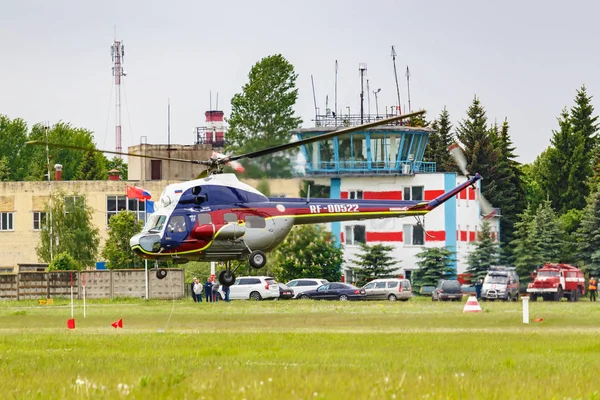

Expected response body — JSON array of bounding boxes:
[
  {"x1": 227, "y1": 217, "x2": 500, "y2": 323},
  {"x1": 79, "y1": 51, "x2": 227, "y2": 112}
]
[
  {"x1": 297, "y1": 282, "x2": 366, "y2": 301},
  {"x1": 285, "y1": 278, "x2": 329, "y2": 299},
  {"x1": 362, "y1": 278, "x2": 412, "y2": 301},
  {"x1": 481, "y1": 266, "x2": 520, "y2": 301},
  {"x1": 219, "y1": 276, "x2": 280, "y2": 300},
  {"x1": 277, "y1": 283, "x2": 294, "y2": 300},
  {"x1": 432, "y1": 280, "x2": 463, "y2": 301}
]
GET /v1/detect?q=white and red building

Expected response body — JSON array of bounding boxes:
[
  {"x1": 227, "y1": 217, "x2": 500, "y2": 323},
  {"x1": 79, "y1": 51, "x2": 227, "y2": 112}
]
[{"x1": 296, "y1": 121, "x2": 499, "y2": 281}]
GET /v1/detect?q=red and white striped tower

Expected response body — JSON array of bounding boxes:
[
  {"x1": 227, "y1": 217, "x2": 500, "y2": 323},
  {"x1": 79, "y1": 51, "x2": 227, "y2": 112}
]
[
  {"x1": 111, "y1": 39, "x2": 125, "y2": 157},
  {"x1": 205, "y1": 110, "x2": 225, "y2": 145}
]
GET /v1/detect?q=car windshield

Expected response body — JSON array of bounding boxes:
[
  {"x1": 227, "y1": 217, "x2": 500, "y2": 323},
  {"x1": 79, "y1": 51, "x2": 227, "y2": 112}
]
[
  {"x1": 538, "y1": 270, "x2": 560, "y2": 277},
  {"x1": 485, "y1": 275, "x2": 508, "y2": 284}
]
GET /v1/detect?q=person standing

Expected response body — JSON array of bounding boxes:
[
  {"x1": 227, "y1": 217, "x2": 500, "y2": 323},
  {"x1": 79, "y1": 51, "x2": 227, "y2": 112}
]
[
  {"x1": 474, "y1": 278, "x2": 483, "y2": 300},
  {"x1": 204, "y1": 277, "x2": 213, "y2": 303},
  {"x1": 190, "y1": 279, "x2": 197, "y2": 302},
  {"x1": 212, "y1": 279, "x2": 220, "y2": 302},
  {"x1": 589, "y1": 276, "x2": 597, "y2": 302},
  {"x1": 222, "y1": 283, "x2": 231, "y2": 302},
  {"x1": 193, "y1": 277, "x2": 203, "y2": 302}
]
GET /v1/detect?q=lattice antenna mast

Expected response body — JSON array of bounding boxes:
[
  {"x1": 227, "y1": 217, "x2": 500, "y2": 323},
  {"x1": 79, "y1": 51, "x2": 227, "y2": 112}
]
[{"x1": 111, "y1": 39, "x2": 125, "y2": 157}]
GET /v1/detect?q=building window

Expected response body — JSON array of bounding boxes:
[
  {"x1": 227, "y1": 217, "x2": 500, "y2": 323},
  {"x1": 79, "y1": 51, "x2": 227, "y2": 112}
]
[
  {"x1": 345, "y1": 225, "x2": 366, "y2": 245},
  {"x1": 33, "y1": 212, "x2": 47, "y2": 231},
  {"x1": 106, "y1": 196, "x2": 146, "y2": 225},
  {"x1": 403, "y1": 186, "x2": 423, "y2": 201},
  {"x1": 0, "y1": 212, "x2": 14, "y2": 231},
  {"x1": 65, "y1": 196, "x2": 85, "y2": 213},
  {"x1": 348, "y1": 190, "x2": 363, "y2": 200},
  {"x1": 403, "y1": 224, "x2": 424, "y2": 245}
]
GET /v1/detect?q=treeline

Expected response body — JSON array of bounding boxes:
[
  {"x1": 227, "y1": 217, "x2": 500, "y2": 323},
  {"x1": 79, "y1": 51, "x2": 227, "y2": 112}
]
[
  {"x1": 424, "y1": 86, "x2": 600, "y2": 280},
  {"x1": 0, "y1": 116, "x2": 126, "y2": 181}
]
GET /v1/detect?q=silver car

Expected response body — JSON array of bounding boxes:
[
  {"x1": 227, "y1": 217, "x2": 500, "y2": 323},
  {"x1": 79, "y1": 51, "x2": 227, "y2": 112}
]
[
  {"x1": 285, "y1": 278, "x2": 329, "y2": 299},
  {"x1": 362, "y1": 278, "x2": 412, "y2": 301}
]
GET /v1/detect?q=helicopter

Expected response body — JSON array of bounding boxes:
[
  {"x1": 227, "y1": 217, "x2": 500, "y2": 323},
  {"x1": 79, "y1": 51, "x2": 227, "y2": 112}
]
[{"x1": 28, "y1": 110, "x2": 491, "y2": 285}]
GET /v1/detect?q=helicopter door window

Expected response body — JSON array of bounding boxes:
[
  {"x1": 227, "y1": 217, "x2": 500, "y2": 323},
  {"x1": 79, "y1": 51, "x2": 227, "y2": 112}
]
[
  {"x1": 167, "y1": 216, "x2": 187, "y2": 233},
  {"x1": 224, "y1": 213, "x2": 238, "y2": 224},
  {"x1": 197, "y1": 214, "x2": 212, "y2": 225},
  {"x1": 245, "y1": 216, "x2": 266, "y2": 229}
]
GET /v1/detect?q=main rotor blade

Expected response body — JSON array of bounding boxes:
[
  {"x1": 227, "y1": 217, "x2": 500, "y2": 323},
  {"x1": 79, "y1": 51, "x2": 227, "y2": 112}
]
[
  {"x1": 227, "y1": 110, "x2": 426, "y2": 162},
  {"x1": 25, "y1": 141, "x2": 205, "y2": 165}
]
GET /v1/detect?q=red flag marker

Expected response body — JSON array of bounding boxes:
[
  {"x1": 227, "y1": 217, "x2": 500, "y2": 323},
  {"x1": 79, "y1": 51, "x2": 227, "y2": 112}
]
[
  {"x1": 67, "y1": 319, "x2": 75, "y2": 330},
  {"x1": 111, "y1": 318, "x2": 123, "y2": 329},
  {"x1": 534, "y1": 318, "x2": 544, "y2": 322}
]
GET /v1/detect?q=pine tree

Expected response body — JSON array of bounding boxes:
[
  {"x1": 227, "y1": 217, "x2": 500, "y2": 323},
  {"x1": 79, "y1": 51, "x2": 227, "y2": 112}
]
[
  {"x1": 351, "y1": 243, "x2": 400, "y2": 286},
  {"x1": 75, "y1": 151, "x2": 108, "y2": 180},
  {"x1": 577, "y1": 191, "x2": 600, "y2": 276},
  {"x1": 570, "y1": 85, "x2": 598, "y2": 161},
  {"x1": 413, "y1": 247, "x2": 456, "y2": 288},
  {"x1": 492, "y1": 119, "x2": 527, "y2": 261},
  {"x1": 466, "y1": 221, "x2": 499, "y2": 281},
  {"x1": 511, "y1": 205, "x2": 543, "y2": 281},
  {"x1": 533, "y1": 200, "x2": 563, "y2": 263},
  {"x1": 425, "y1": 107, "x2": 454, "y2": 172}
]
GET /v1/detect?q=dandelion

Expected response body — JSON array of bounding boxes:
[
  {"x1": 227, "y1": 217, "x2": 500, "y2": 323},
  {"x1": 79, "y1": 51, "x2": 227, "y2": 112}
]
[
  {"x1": 260, "y1": 381, "x2": 264, "y2": 385},
  {"x1": 268, "y1": 378, "x2": 272, "y2": 383},
  {"x1": 392, "y1": 395, "x2": 396, "y2": 399},
  {"x1": 384, "y1": 377, "x2": 389, "y2": 384},
  {"x1": 313, "y1": 392, "x2": 318, "y2": 397}
]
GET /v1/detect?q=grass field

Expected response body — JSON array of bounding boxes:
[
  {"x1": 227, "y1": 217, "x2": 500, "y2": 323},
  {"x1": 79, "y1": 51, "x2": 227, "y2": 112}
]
[{"x1": 2, "y1": 297, "x2": 600, "y2": 399}]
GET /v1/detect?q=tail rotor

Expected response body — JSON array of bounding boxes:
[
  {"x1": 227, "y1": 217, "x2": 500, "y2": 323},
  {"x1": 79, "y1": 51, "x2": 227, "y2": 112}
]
[{"x1": 447, "y1": 143, "x2": 496, "y2": 218}]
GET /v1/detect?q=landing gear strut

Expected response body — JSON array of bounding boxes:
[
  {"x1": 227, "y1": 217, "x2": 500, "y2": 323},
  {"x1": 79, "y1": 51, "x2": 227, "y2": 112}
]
[{"x1": 218, "y1": 261, "x2": 240, "y2": 286}]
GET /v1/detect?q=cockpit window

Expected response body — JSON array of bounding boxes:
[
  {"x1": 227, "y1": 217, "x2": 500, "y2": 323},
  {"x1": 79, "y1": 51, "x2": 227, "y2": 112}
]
[
  {"x1": 167, "y1": 215, "x2": 187, "y2": 233},
  {"x1": 146, "y1": 215, "x2": 166, "y2": 231}
]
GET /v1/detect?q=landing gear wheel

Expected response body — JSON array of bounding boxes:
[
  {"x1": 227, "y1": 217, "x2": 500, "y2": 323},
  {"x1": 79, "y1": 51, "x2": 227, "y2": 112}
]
[
  {"x1": 156, "y1": 269, "x2": 167, "y2": 280},
  {"x1": 249, "y1": 250, "x2": 267, "y2": 269},
  {"x1": 218, "y1": 270, "x2": 235, "y2": 286}
]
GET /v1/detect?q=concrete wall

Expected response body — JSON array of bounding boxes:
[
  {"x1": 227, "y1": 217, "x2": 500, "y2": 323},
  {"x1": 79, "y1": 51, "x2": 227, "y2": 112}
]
[{"x1": 0, "y1": 269, "x2": 184, "y2": 300}]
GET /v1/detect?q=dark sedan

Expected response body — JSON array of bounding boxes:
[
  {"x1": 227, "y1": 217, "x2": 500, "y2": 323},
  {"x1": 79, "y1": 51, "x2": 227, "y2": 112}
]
[
  {"x1": 277, "y1": 283, "x2": 294, "y2": 300},
  {"x1": 297, "y1": 283, "x2": 366, "y2": 301}
]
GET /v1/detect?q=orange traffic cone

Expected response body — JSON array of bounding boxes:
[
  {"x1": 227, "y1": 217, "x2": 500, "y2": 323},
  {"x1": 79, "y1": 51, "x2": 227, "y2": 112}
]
[{"x1": 463, "y1": 296, "x2": 482, "y2": 313}]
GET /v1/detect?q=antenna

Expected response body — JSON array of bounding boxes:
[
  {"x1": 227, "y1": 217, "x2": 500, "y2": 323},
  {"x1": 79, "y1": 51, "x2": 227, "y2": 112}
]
[
  {"x1": 210, "y1": 91, "x2": 212, "y2": 111},
  {"x1": 406, "y1": 66, "x2": 412, "y2": 113},
  {"x1": 111, "y1": 37, "x2": 125, "y2": 157},
  {"x1": 334, "y1": 60, "x2": 338, "y2": 126},
  {"x1": 311, "y1": 75, "x2": 318, "y2": 124},
  {"x1": 44, "y1": 123, "x2": 53, "y2": 261},
  {"x1": 366, "y1": 79, "x2": 371, "y2": 122},
  {"x1": 390, "y1": 46, "x2": 402, "y2": 115},
  {"x1": 216, "y1": 92, "x2": 219, "y2": 110},
  {"x1": 167, "y1": 98, "x2": 171, "y2": 150},
  {"x1": 359, "y1": 63, "x2": 367, "y2": 124}
]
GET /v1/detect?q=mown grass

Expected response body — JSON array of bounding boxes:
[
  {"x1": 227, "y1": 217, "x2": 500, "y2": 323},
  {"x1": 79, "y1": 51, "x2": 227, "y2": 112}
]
[{"x1": 1, "y1": 297, "x2": 600, "y2": 399}]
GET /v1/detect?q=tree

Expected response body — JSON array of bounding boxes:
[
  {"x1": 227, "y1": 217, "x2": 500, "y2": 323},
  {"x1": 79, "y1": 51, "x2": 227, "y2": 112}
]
[
  {"x1": 225, "y1": 54, "x2": 302, "y2": 178},
  {"x1": 533, "y1": 200, "x2": 564, "y2": 263},
  {"x1": 75, "y1": 151, "x2": 108, "y2": 180},
  {"x1": 466, "y1": 221, "x2": 498, "y2": 281},
  {"x1": 492, "y1": 118, "x2": 526, "y2": 261},
  {"x1": 47, "y1": 251, "x2": 80, "y2": 271},
  {"x1": 577, "y1": 191, "x2": 600, "y2": 276},
  {"x1": 511, "y1": 205, "x2": 542, "y2": 281},
  {"x1": 350, "y1": 243, "x2": 399, "y2": 286},
  {"x1": 36, "y1": 190, "x2": 100, "y2": 269},
  {"x1": 270, "y1": 224, "x2": 343, "y2": 283},
  {"x1": 256, "y1": 178, "x2": 271, "y2": 196},
  {"x1": 107, "y1": 157, "x2": 128, "y2": 180},
  {"x1": 520, "y1": 162, "x2": 546, "y2": 212},
  {"x1": 558, "y1": 208, "x2": 583, "y2": 264},
  {"x1": 0, "y1": 115, "x2": 29, "y2": 181},
  {"x1": 425, "y1": 107, "x2": 454, "y2": 172},
  {"x1": 412, "y1": 247, "x2": 456, "y2": 288},
  {"x1": 25, "y1": 122, "x2": 100, "y2": 181},
  {"x1": 101, "y1": 211, "x2": 144, "y2": 269}
]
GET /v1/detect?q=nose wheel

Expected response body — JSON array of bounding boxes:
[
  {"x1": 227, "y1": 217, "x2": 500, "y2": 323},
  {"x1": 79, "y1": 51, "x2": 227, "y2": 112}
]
[{"x1": 219, "y1": 270, "x2": 235, "y2": 286}]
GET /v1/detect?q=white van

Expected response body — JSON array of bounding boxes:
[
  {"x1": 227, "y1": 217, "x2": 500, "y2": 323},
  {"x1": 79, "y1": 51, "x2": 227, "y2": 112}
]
[
  {"x1": 481, "y1": 266, "x2": 519, "y2": 301},
  {"x1": 219, "y1": 276, "x2": 280, "y2": 300},
  {"x1": 362, "y1": 278, "x2": 412, "y2": 301}
]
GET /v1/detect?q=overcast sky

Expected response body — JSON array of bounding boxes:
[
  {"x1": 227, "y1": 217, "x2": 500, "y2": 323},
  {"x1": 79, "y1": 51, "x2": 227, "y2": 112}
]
[{"x1": 1, "y1": 0, "x2": 598, "y2": 164}]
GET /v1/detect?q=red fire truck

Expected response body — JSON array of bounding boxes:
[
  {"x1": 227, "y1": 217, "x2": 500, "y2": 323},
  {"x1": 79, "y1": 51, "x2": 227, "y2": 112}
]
[{"x1": 527, "y1": 263, "x2": 585, "y2": 302}]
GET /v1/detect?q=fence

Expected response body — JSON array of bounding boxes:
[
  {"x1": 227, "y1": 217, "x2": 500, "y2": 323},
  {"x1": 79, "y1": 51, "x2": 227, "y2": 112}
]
[{"x1": 0, "y1": 269, "x2": 184, "y2": 300}]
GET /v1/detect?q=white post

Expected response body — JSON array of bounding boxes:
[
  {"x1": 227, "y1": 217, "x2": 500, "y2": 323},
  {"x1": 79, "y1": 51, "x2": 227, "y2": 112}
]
[
  {"x1": 522, "y1": 296, "x2": 529, "y2": 324},
  {"x1": 211, "y1": 261, "x2": 216, "y2": 278},
  {"x1": 83, "y1": 285, "x2": 86, "y2": 318},
  {"x1": 145, "y1": 260, "x2": 149, "y2": 300},
  {"x1": 70, "y1": 285, "x2": 74, "y2": 319}
]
